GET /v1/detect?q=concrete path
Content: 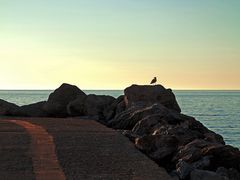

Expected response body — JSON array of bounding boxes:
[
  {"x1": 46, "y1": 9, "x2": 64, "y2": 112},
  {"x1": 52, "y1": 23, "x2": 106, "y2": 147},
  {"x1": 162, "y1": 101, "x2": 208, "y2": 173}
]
[
  {"x1": 9, "y1": 120, "x2": 66, "y2": 180},
  {"x1": 0, "y1": 117, "x2": 171, "y2": 180}
]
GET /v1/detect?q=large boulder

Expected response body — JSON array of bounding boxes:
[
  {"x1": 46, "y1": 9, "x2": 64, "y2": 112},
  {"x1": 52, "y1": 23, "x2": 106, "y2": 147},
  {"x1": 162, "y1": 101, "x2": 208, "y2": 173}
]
[
  {"x1": 132, "y1": 110, "x2": 184, "y2": 136},
  {"x1": 108, "y1": 103, "x2": 169, "y2": 130},
  {"x1": 67, "y1": 95, "x2": 87, "y2": 116},
  {"x1": 103, "y1": 95, "x2": 126, "y2": 121},
  {"x1": 124, "y1": 84, "x2": 181, "y2": 112},
  {"x1": 0, "y1": 99, "x2": 20, "y2": 116},
  {"x1": 68, "y1": 94, "x2": 116, "y2": 121},
  {"x1": 18, "y1": 101, "x2": 48, "y2": 117},
  {"x1": 132, "y1": 110, "x2": 223, "y2": 146},
  {"x1": 172, "y1": 139, "x2": 222, "y2": 164},
  {"x1": 135, "y1": 134, "x2": 178, "y2": 170},
  {"x1": 216, "y1": 167, "x2": 240, "y2": 180},
  {"x1": 202, "y1": 145, "x2": 240, "y2": 171},
  {"x1": 43, "y1": 83, "x2": 86, "y2": 117},
  {"x1": 190, "y1": 169, "x2": 229, "y2": 180},
  {"x1": 83, "y1": 94, "x2": 115, "y2": 120}
]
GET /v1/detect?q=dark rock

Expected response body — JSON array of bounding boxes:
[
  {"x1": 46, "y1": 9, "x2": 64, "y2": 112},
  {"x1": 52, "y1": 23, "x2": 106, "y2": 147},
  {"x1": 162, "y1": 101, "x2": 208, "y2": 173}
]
[
  {"x1": 132, "y1": 109, "x2": 184, "y2": 136},
  {"x1": 190, "y1": 169, "x2": 229, "y2": 180},
  {"x1": 83, "y1": 94, "x2": 115, "y2": 120},
  {"x1": 157, "y1": 125, "x2": 205, "y2": 146},
  {"x1": 108, "y1": 104, "x2": 168, "y2": 130},
  {"x1": 173, "y1": 139, "x2": 223, "y2": 166},
  {"x1": 169, "y1": 171, "x2": 180, "y2": 180},
  {"x1": 182, "y1": 116, "x2": 209, "y2": 135},
  {"x1": 132, "y1": 113, "x2": 167, "y2": 136},
  {"x1": 124, "y1": 84, "x2": 181, "y2": 112},
  {"x1": 122, "y1": 130, "x2": 141, "y2": 142},
  {"x1": 0, "y1": 99, "x2": 20, "y2": 116},
  {"x1": 202, "y1": 145, "x2": 240, "y2": 171},
  {"x1": 228, "y1": 168, "x2": 240, "y2": 180},
  {"x1": 176, "y1": 160, "x2": 194, "y2": 179},
  {"x1": 103, "y1": 95, "x2": 126, "y2": 121},
  {"x1": 192, "y1": 156, "x2": 211, "y2": 169},
  {"x1": 173, "y1": 139, "x2": 220, "y2": 163},
  {"x1": 43, "y1": 83, "x2": 86, "y2": 117},
  {"x1": 216, "y1": 167, "x2": 240, "y2": 180},
  {"x1": 216, "y1": 167, "x2": 230, "y2": 178},
  {"x1": 67, "y1": 95, "x2": 87, "y2": 116},
  {"x1": 115, "y1": 100, "x2": 126, "y2": 114},
  {"x1": 19, "y1": 101, "x2": 48, "y2": 117},
  {"x1": 135, "y1": 134, "x2": 178, "y2": 169},
  {"x1": 204, "y1": 132, "x2": 225, "y2": 145}
]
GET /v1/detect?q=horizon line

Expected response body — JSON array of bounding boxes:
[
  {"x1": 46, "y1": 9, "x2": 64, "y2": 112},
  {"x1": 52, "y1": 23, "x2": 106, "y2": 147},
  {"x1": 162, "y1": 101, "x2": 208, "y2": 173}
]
[{"x1": 0, "y1": 89, "x2": 240, "y2": 91}]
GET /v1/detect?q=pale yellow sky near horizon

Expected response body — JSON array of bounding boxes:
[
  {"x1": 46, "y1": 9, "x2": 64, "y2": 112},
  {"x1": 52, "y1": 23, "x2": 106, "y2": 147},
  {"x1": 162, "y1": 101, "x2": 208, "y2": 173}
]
[{"x1": 1, "y1": 1, "x2": 240, "y2": 90}]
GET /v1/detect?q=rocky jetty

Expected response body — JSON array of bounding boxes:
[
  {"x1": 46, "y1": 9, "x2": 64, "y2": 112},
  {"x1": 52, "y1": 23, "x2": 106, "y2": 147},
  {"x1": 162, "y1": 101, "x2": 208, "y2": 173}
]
[
  {"x1": 43, "y1": 83, "x2": 87, "y2": 117},
  {"x1": 108, "y1": 84, "x2": 240, "y2": 180},
  {"x1": 0, "y1": 83, "x2": 117, "y2": 121},
  {"x1": 0, "y1": 83, "x2": 239, "y2": 180}
]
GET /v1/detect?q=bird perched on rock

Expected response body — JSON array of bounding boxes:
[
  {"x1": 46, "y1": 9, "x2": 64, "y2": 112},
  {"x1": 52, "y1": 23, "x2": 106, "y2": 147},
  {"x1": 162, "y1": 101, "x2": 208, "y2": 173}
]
[{"x1": 150, "y1": 77, "x2": 157, "y2": 85}]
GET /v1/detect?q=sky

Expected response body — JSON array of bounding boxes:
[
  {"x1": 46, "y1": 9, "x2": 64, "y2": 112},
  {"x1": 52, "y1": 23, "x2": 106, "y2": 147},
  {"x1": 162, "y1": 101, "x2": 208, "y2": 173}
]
[{"x1": 0, "y1": 0, "x2": 240, "y2": 90}]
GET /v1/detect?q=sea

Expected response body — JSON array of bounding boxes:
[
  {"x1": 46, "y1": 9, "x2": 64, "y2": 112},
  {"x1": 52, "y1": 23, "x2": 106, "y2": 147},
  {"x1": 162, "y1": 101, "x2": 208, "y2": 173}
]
[{"x1": 0, "y1": 90, "x2": 239, "y2": 148}]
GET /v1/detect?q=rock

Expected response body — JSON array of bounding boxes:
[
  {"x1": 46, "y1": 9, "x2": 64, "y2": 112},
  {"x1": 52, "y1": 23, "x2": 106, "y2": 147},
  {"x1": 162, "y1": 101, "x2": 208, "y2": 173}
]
[
  {"x1": 122, "y1": 130, "x2": 141, "y2": 142},
  {"x1": 108, "y1": 103, "x2": 168, "y2": 130},
  {"x1": 173, "y1": 139, "x2": 220, "y2": 163},
  {"x1": 19, "y1": 101, "x2": 48, "y2": 117},
  {"x1": 190, "y1": 169, "x2": 229, "y2": 180},
  {"x1": 192, "y1": 156, "x2": 211, "y2": 169},
  {"x1": 176, "y1": 160, "x2": 194, "y2": 179},
  {"x1": 83, "y1": 94, "x2": 115, "y2": 120},
  {"x1": 68, "y1": 94, "x2": 116, "y2": 120},
  {"x1": 135, "y1": 134, "x2": 178, "y2": 169},
  {"x1": 67, "y1": 95, "x2": 87, "y2": 116},
  {"x1": 182, "y1": 116, "x2": 209, "y2": 135},
  {"x1": 103, "y1": 95, "x2": 126, "y2": 121},
  {"x1": 204, "y1": 132, "x2": 225, "y2": 145},
  {"x1": 154, "y1": 125, "x2": 206, "y2": 147},
  {"x1": 202, "y1": 145, "x2": 240, "y2": 171},
  {"x1": 115, "y1": 100, "x2": 126, "y2": 114},
  {"x1": 228, "y1": 168, "x2": 240, "y2": 180},
  {"x1": 124, "y1": 84, "x2": 181, "y2": 112},
  {"x1": 216, "y1": 167, "x2": 240, "y2": 180},
  {"x1": 132, "y1": 109, "x2": 184, "y2": 136},
  {"x1": 216, "y1": 167, "x2": 229, "y2": 177},
  {"x1": 169, "y1": 171, "x2": 180, "y2": 180},
  {"x1": 132, "y1": 113, "x2": 166, "y2": 136},
  {"x1": 0, "y1": 99, "x2": 20, "y2": 116},
  {"x1": 43, "y1": 83, "x2": 86, "y2": 117}
]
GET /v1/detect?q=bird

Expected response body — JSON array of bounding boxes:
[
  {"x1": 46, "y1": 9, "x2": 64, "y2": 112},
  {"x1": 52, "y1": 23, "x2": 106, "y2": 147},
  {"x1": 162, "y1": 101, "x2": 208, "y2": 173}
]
[{"x1": 150, "y1": 77, "x2": 157, "y2": 85}]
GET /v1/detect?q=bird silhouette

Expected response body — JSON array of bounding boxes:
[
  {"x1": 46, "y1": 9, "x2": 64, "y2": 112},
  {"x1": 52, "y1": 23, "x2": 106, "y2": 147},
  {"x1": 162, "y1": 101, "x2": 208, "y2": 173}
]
[{"x1": 150, "y1": 77, "x2": 157, "y2": 85}]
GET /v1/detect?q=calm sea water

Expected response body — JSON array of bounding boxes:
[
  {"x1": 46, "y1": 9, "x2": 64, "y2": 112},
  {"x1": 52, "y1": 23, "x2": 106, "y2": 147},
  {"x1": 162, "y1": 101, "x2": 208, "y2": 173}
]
[{"x1": 0, "y1": 90, "x2": 239, "y2": 148}]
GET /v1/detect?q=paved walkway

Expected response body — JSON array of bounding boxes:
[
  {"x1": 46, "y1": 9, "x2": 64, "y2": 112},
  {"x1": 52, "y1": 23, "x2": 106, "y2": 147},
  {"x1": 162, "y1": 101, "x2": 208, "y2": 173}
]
[{"x1": 0, "y1": 118, "x2": 171, "y2": 180}]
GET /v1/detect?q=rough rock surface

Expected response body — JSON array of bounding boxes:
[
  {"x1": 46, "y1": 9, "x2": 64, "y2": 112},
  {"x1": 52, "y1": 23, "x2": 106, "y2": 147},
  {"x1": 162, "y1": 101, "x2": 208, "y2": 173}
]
[
  {"x1": 19, "y1": 101, "x2": 48, "y2": 117},
  {"x1": 67, "y1": 95, "x2": 86, "y2": 116},
  {"x1": 103, "y1": 95, "x2": 126, "y2": 121},
  {"x1": 108, "y1": 84, "x2": 240, "y2": 180},
  {"x1": 124, "y1": 84, "x2": 181, "y2": 112},
  {"x1": 108, "y1": 104, "x2": 170, "y2": 130},
  {"x1": 43, "y1": 83, "x2": 86, "y2": 117},
  {"x1": 190, "y1": 169, "x2": 229, "y2": 180},
  {"x1": 83, "y1": 94, "x2": 115, "y2": 120},
  {"x1": 136, "y1": 134, "x2": 178, "y2": 169},
  {"x1": 0, "y1": 99, "x2": 20, "y2": 116},
  {"x1": 68, "y1": 94, "x2": 116, "y2": 120}
]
